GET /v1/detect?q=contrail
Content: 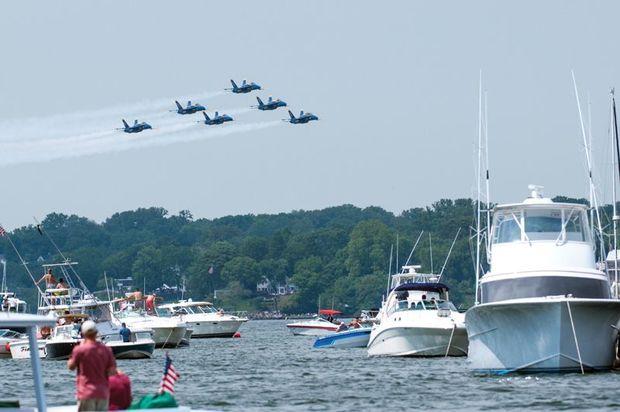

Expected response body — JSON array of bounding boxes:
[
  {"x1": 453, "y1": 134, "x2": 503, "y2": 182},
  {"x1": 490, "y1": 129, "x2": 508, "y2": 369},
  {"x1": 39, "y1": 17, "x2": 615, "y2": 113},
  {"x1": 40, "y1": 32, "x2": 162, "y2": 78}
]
[
  {"x1": 0, "y1": 120, "x2": 284, "y2": 166},
  {"x1": 0, "y1": 90, "x2": 226, "y2": 143}
]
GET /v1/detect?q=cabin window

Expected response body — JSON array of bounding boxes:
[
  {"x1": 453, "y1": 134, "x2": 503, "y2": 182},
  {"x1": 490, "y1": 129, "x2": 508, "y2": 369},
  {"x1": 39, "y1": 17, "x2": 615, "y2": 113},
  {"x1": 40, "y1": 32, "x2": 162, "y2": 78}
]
[
  {"x1": 493, "y1": 213, "x2": 522, "y2": 243},
  {"x1": 525, "y1": 208, "x2": 586, "y2": 242}
]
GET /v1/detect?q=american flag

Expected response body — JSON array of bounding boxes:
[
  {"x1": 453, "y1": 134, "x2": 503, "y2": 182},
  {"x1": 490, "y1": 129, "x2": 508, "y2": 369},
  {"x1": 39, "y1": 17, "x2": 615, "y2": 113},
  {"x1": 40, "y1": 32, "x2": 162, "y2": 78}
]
[
  {"x1": 0, "y1": 226, "x2": 5, "y2": 237},
  {"x1": 159, "y1": 352, "x2": 180, "y2": 394}
]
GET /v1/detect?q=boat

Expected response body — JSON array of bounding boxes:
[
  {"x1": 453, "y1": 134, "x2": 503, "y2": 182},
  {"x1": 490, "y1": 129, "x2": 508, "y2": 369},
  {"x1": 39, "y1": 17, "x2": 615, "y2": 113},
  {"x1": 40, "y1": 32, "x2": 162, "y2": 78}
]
[
  {"x1": 466, "y1": 186, "x2": 620, "y2": 373},
  {"x1": 179, "y1": 328, "x2": 193, "y2": 347},
  {"x1": 313, "y1": 326, "x2": 372, "y2": 349},
  {"x1": 103, "y1": 330, "x2": 155, "y2": 359},
  {"x1": 116, "y1": 306, "x2": 188, "y2": 348},
  {"x1": 157, "y1": 300, "x2": 247, "y2": 338},
  {"x1": 9, "y1": 337, "x2": 47, "y2": 359},
  {"x1": 286, "y1": 309, "x2": 341, "y2": 336},
  {"x1": 367, "y1": 264, "x2": 467, "y2": 357},
  {"x1": 0, "y1": 329, "x2": 26, "y2": 358},
  {"x1": 45, "y1": 324, "x2": 81, "y2": 360}
]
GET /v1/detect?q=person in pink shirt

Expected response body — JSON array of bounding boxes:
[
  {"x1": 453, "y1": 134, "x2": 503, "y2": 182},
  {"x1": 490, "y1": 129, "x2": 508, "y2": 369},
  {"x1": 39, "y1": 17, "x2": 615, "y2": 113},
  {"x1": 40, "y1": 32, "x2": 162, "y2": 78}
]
[{"x1": 67, "y1": 320, "x2": 117, "y2": 412}]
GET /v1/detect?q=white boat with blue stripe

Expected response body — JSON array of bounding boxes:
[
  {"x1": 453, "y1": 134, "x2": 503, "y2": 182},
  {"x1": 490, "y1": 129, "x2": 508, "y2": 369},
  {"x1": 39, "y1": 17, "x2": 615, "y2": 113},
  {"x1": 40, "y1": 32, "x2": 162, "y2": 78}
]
[{"x1": 313, "y1": 327, "x2": 372, "y2": 349}]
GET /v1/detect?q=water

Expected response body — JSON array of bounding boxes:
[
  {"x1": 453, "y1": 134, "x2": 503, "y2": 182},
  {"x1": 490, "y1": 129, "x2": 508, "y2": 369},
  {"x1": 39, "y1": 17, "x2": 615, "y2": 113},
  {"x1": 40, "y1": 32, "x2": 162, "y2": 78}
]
[{"x1": 2, "y1": 320, "x2": 620, "y2": 411}]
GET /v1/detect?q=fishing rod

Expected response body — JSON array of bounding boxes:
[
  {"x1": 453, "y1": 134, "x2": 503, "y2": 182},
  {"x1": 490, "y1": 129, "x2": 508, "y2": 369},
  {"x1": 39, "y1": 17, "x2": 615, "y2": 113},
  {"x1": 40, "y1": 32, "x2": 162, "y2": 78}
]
[
  {"x1": 403, "y1": 231, "x2": 425, "y2": 268},
  {"x1": 32, "y1": 217, "x2": 91, "y2": 294},
  {"x1": 0, "y1": 224, "x2": 51, "y2": 306},
  {"x1": 438, "y1": 227, "x2": 462, "y2": 282}
]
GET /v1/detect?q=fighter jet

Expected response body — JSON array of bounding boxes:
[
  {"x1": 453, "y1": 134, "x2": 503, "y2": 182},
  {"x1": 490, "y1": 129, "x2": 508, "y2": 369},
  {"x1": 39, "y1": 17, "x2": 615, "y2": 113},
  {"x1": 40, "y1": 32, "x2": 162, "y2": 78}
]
[
  {"x1": 253, "y1": 96, "x2": 287, "y2": 111},
  {"x1": 199, "y1": 111, "x2": 233, "y2": 125},
  {"x1": 227, "y1": 79, "x2": 261, "y2": 94},
  {"x1": 118, "y1": 119, "x2": 152, "y2": 133},
  {"x1": 173, "y1": 100, "x2": 206, "y2": 115},
  {"x1": 284, "y1": 110, "x2": 318, "y2": 124}
]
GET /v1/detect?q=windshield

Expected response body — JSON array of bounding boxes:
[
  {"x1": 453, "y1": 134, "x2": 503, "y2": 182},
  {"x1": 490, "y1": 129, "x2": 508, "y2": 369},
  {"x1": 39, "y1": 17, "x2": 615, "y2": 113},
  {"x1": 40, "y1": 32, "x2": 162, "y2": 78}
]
[{"x1": 492, "y1": 207, "x2": 588, "y2": 244}]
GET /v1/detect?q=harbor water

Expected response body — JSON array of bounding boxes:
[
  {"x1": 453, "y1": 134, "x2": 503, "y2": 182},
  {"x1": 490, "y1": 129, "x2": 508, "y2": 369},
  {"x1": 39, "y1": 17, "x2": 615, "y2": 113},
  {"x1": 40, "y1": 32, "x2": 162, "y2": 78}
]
[{"x1": 2, "y1": 319, "x2": 620, "y2": 411}]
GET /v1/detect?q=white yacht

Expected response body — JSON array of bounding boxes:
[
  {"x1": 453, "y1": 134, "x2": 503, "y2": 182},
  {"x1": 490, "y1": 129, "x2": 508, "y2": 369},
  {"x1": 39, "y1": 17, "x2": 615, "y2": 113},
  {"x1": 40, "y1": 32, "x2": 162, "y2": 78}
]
[
  {"x1": 0, "y1": 329, "x2": 26, "y2": 358},
  {"x1": 157, "y1": 300, "x2": 247, "y2": 338},
  {"x1": 466, "y1": 186, "x2": 620, "y2": 373},
  {"x1": 116, "y1": 306, "x2": 188, "y2": 348},
  {"x1": 367, "y1": 265, "x2": 467, "y2": 357}
]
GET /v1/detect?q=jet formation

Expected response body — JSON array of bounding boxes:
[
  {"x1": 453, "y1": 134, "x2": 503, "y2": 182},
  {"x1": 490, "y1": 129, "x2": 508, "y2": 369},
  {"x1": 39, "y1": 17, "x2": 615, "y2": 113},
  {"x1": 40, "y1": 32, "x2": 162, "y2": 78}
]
[{"x1": 118, "y1": 79, "x2": 317, "y2": 134}]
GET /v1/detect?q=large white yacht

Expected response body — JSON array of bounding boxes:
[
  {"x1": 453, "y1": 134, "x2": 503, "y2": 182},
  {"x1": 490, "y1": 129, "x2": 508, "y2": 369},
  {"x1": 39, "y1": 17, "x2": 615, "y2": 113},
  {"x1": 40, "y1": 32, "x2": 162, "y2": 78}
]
[
  {"x1": 367, "y1": 265, "x2": 468, "y2": 357},
  {"x1": 466, "y1": 186, "x2": 620, "y2": 373},
  {"x1": 116, "y1": 306, "x2": 188, "y2": 348},
  {"x1": 157, "y1": 300, "x2": 247, "y2": 338}
]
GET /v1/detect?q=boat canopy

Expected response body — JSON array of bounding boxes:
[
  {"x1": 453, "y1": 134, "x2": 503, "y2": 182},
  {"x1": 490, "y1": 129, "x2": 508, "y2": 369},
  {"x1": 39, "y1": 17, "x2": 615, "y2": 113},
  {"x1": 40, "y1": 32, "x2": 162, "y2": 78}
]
[
  {"x1": 319, "y1": 309, "x2": 341, "y2": 315},
  {"x1": 393, "y1": 282, "x2": 449, "y2": 293}
]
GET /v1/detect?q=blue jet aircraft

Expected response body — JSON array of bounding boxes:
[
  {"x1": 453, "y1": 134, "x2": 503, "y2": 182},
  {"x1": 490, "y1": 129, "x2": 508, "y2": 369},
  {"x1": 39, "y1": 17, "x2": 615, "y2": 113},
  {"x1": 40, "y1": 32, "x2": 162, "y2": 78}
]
[
  {"x1": 200, "y1": 111, "x2": 233, "y2": 125},
  {"x1": 227, "y1": 79, "x2": 261, "y2": 94},
  {"x1": 254, "y1": 96, "x2": 287, "y2": 111},
  {"x1": 284, "y1": 110, "x2": 318, "y2": 124},
  {"x1": 173, "y1": 100, "x2": 206, "y2": 115},
  {"x1": 119, "y1": 119, "x2": 152, "y2": 133}
]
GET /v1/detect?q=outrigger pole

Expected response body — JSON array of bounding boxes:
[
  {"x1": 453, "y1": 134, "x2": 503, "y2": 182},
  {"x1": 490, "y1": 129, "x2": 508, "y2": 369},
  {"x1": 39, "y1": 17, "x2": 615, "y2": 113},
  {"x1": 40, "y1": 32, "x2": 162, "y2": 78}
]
[
  {"x1": 438, "y1": 227, "x2": 462, "y2": 282},
  {"x1": 474, "y1": 71, "x2": 483, "y2": 305},
  {"x1": 0, "y1": 225, "x2": 51, "y2": 305},
  {"x1": 32, "y1": 217, "x2": 90, "y2": 294},
  {"x1": 610, "y1": 88, "x2": 620, "y2": 298}
]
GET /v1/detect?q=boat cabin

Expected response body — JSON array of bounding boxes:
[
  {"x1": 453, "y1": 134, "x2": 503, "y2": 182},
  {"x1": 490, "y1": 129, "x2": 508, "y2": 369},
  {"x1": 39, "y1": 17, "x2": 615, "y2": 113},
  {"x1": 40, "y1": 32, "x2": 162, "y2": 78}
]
[
  {"x1": 390, "y1": 265, "x2": 439, "y2": 290},
  {"x1": 0, "y1": 292, "x2": 27, "y2": 313},
  {"x1": 157, "y1": 300, "x2": 221, "y2": 316},
  {"x1": 386, "y1": 283, "x2": 455, "y2": 316},
  {"x1": 480, "y1": 186, "x2": 610, "y2": 303}
]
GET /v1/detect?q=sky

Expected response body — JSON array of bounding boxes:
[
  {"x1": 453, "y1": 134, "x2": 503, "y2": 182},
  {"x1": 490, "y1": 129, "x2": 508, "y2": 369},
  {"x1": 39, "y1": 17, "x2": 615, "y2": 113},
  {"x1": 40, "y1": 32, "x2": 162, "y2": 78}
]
[{"x1": 1, "y1": 1, "x2": 619, "y2": 229}]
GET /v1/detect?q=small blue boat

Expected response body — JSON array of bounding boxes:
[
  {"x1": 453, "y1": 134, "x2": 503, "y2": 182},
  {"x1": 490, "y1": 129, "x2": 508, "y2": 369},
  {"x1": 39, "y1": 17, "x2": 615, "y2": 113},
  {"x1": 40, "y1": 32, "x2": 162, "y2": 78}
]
[{"x1": 313, "y1": 327, "x2": 372, "y2": 349}]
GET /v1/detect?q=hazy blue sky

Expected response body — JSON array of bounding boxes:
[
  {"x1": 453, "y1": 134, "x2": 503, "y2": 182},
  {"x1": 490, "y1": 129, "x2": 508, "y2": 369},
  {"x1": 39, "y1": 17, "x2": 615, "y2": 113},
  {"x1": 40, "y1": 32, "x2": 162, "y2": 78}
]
[{"x1": 1, "y1": 1, "x2": 619, "y2": 228}]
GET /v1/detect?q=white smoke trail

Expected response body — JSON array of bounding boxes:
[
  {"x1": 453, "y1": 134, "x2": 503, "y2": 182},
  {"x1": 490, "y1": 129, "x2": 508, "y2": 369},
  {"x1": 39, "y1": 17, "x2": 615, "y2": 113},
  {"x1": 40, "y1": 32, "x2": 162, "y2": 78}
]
[
  {"x1": 0, "y1": 120, "x2": 284, "y2": 166},
  {"x1": 0, "y1": 90, "x2": 226, "y2": 143}
]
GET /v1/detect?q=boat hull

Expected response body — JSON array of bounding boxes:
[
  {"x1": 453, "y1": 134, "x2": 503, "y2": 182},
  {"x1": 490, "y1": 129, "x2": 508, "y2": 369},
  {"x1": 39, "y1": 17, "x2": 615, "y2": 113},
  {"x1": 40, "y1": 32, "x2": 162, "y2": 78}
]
[
  {"x1": 367, "y1": 325, "x2": 468, "y2": 357},
  {"x1": 45, "y1": 340, "x2": 79, "y2": 360},
  {"x1": 313, "y1": 328, "x2": 371, "y2": 348},
  {"x1": 188, "y1": 320, "x2": 245, "y2": 338},
  {"x1": 466, "y1": 298, "x2": 620, "y2": 373},
  {"x1": 151, "y1": 326, "x2": 187, "y2": 348},
  {"x1": 9, "y1": 339, "x2": 46, "y2": 359},
  {"x1": 287, "y1": 325, "x2": 338, "y2": 336},
  {"x1": 107, "y1": 340, "x2": 155, "y2": 359}
]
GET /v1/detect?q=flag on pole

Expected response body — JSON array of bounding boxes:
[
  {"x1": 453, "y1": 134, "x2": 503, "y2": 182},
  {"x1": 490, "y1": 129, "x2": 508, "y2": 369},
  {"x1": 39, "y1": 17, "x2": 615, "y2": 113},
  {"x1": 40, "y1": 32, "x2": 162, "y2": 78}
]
[
  {"x1": 0, "y1": 226, "x2": 6, "y2": 237},
  {"x1": 159, "y1": 352, "x2": 180, "y2": 394}
]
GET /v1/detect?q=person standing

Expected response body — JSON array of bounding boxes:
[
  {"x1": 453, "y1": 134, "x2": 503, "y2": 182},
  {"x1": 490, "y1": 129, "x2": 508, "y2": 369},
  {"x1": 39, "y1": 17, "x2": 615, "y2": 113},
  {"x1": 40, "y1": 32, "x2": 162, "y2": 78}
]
[
  {"x1": 119, "y1": 323, "x2": 132, "y2": 343},
  {"x1": 67, "y1": 320, "x2": 117, "y2": 411}
]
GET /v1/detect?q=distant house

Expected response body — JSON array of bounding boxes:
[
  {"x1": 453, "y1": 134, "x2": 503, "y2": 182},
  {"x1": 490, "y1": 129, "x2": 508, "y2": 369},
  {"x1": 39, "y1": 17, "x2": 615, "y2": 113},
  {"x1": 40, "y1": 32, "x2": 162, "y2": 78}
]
[{"x1": 256, "y1": 276, "x2": 296, "y2": 296}]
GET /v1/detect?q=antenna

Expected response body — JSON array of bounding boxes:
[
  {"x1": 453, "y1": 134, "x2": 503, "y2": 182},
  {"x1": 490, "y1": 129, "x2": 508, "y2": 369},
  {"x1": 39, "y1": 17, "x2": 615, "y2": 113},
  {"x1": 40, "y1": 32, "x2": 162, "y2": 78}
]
[
  {"x1": 104, "y1": 271, "x2": 111, "y2": 301},
  {"x1": 484, "y1": 90, "x2": 491, "y2": 256},
  {"x1": 403, "y1": 231, "x2": 425, "y2": 267},
  {"x1": 386, "y1": 244, "x2": 393, "y2": 297},
  {"x1": 438, "y1": 228, "x2": 462, "y2": 281},
  {"x1": 474, "y1": 70, "x2": 483, "y2": 305},
  {"x1": 395, "y1": 234, "x2": 399, "y2": 274},
  {"x1": 610, "y1": 88, "x2": 620, "y2": 298},
  {"x1": 572, "y1": 72, "x2": 607, "y2": 263},
  {"x1": 1, "y1": 258, "x2": 6, "y2": 294},
  {"x1": 429, "y1": 233, "x2": 434, "y2": 274}
]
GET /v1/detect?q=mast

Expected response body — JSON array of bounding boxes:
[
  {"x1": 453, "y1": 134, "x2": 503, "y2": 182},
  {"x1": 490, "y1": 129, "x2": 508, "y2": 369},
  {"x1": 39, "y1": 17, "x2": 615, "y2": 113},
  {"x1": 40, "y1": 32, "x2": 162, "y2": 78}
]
[
  {"x1": 386, "y1": 244, "x2": 393, "y2": 297},
  {"x1": 429, "y1": 233, "x2": 434, "y2": 274},
  {"x1": 571, "y1": 71, "x2": 606, "y2": 262},
  {"x1": 475, "y1": 71, "x2": 483, "y2": 305},
  {"x1": 484, "y1": 90, "x2": 491, "y2": 254},
  {"x1": 1, "y1": 258, "x2": 6, "y2": 294},
  {"x1": 611, "y1": 89, "x2": 620, "y2": 298}
]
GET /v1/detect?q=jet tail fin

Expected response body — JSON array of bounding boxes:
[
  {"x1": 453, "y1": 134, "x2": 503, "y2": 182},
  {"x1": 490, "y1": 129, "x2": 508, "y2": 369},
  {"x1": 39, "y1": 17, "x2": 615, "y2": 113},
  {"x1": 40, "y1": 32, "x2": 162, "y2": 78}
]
[
  {"x1": 122, "y1": 119, "x2": 129, "y2": 128},
  {"x1": 256, "y1": 97, "x2": 264, "y2": 106},
  {"x1": 175, "y1": 101, "x2": 183, "y2": 110},
  {"x1": 288, "y1": 110, "x2": 295, "y2": 120},
  {"x1": 230, "y1": 80, "x2": 238, "y2": 89}
]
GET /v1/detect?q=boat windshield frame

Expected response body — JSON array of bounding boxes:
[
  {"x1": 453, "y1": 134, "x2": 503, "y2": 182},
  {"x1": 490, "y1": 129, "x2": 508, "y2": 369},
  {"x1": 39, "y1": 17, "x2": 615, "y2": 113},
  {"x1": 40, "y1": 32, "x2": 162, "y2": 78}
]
[{"x1": 491, "y1": 205, "x2": 592, "y2": 246}]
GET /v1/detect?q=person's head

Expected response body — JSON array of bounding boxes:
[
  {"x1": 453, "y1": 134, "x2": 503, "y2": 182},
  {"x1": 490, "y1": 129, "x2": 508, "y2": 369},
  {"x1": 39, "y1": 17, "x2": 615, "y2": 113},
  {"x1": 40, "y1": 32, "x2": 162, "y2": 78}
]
[
  {"x1": 47, "y1": 268, "x2": 52, "y2": 274},
  {"x1": 121, "y1": 322, "x2": 126, "y2": 328},
  {"x1": 58, "y1": 278, "x2": 64, "y2": 283},
  {"x1": 81, "y1": 320, "x2": 98, "y2": 339},
  {"x1": 64, "y1": 310, "x2": 70, "y2": 315},
  {"x1": 135, "y1": 288, "x2": 140, "y2": 292},
  {"x1": 421, "y1": 294, "x2": 427, "y2": 300}
]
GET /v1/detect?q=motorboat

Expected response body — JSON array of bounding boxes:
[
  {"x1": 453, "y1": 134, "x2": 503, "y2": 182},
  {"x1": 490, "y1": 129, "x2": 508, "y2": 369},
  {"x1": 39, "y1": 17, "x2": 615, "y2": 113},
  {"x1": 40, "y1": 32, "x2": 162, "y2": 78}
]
[
  {"x1": 286, "y1": 309, "x2": 341, "y2": 336},
  {"x1": 0, "y1": 329, "x2": 26, "y2": 358},
  {"x1": 116, "y1": 306, "x2": 188, "y2": 348},
  {"x1": 179, "y1": 328, "x2": 193, "y2": 347},
  {"x1": 45, "y1": 324, "x2": 81, "y2": 360},
  {"x1": 157, "y1": 300, "x2": 247, "y2": 338},
  {"x1": 102, "y1": 330, "x2": 155, "y2": 359},
  {"x1": 367, "y1": 265, "x2": 467, "y2": 357},
  {"x1": 466, "y1": 186, "x2": 620, "y2": 373},
  {"x1": 313, "y1": 326, "x2": 372, "y2": 349}
]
